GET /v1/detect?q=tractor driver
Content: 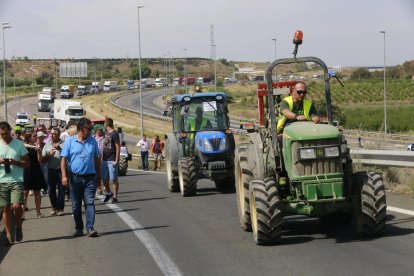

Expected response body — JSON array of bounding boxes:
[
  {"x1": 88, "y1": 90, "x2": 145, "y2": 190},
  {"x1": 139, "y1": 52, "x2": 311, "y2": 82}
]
[
  {"x1": 189, "y1": 106, "x2": 212, "y2": 132},
  {"x1": 195, "y1": 85, "x2": 203, "y2": 93},
  {"x1": 277, "y1": 81, "x2": 320, "y2": 133}
]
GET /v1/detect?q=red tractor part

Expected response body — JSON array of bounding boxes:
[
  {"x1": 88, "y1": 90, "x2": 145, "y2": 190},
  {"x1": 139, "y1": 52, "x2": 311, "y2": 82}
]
[{"x1": 256, "y1": 80, "x2": 297, "y2": 127}]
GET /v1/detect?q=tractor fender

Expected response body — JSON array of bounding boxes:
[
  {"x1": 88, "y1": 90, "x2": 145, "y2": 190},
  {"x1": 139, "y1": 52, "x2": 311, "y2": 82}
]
[
  {"x1": 165, "y1": 133, "x2": 179, "y2": 171},
  {"x1": 247, "y1": 132, "x2": 266, "y2": 178}
]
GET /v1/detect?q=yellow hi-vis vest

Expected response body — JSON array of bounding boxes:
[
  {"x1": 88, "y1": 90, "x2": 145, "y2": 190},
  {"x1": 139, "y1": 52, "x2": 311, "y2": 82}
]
[
  {"x1": 277, "y1": 96, "x2": 312, "y2": 133},
  {"x1": 189, "y1": 117, "x2": 208, "y2": 139}
]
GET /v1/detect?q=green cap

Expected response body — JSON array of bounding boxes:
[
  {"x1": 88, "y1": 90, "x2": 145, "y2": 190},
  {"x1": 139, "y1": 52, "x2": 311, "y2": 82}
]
[
  {"x1": 93, "y1": 124, "x2": 104, "y2": 131},
  {"x1": 14, "y1": 125, "x2": 22, "y2": 132}
]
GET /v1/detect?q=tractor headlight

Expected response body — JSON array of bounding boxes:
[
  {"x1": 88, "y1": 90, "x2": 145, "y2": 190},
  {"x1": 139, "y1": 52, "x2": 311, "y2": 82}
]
[
  {"x1": 204, "y1": 138, "x2": 213, "y2": 151},
  {"x1": 324, "y1": 146, "x2": 340, "y2": 157},
  {"x1": 219, "y1": 138, "x2": 226, "y2": 151},
  {"x1": 299, "y1": 148, "x2": 316, "y2": 159}
]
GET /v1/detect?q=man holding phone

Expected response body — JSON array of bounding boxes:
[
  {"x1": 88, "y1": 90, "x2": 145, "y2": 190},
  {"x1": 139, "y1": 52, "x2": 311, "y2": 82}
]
[{"x1": 0, "y1": 121, "x2": 29, "y2": 245}]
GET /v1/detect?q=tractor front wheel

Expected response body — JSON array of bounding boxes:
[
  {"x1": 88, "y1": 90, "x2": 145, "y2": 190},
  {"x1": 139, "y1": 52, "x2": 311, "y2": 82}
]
[
  {"x1": 178, "y1": 158, "x2": 197, "y2": 197},
  {"x1": 353, "y1": 171, "x2": 387, "y2": 236},
  {"x1": 249, "y1": 178, "x2": 282, "y2": 245}
]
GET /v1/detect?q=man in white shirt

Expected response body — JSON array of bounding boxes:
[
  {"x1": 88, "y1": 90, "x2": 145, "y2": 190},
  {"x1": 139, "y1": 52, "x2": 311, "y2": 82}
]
[{"x1": 136, "y1": 135, "x2": 151, "y2": 171}]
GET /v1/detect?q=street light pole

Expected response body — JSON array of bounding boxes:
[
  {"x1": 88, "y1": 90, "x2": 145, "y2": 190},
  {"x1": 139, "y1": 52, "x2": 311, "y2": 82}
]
[
  {"x1": 272, "y1": 38, "x2": 277, "y2": 81},
  {"x1": 380, "y1": 30, "x2": 387, "y2": 134},
  {"x1": 212, "y1": 44, "x2": 217, "y2": 91},
  {"x1": 183, "y1": 48, "x2": 187, "y2": 93},
  {"x1": 12, "y1": 49, "x2": 16, "y2": 98},
  {"x1": 137, "y1": 5, "x2": 144, "y2": 137},
  {"x1": 2, "y1": 22, "x2": 11, "y2": 123}
]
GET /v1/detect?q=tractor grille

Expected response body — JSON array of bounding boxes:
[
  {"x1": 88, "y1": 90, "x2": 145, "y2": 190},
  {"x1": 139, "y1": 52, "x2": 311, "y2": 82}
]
[
  {"x1": 291, "y1": 138, "x2": 342, "y2": 176},
  {"x1": 209, "y1": 138, "x2": 221, "y2": 151}
]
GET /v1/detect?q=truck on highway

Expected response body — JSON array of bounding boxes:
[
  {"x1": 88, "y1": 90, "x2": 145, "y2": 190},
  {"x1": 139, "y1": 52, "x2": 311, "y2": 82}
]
[
  {"x1": 127, "y1": 80, "x2": 135, "y2": 90},
  {"x1": 60, "y1": 85, "x2": 75, "y2": 98},
  {"x1": 103, "y1": 80, "x2": 118, "y2": 92},
  {"x1": 38, "y1": 91, "x2": 52, "y2": 112},
  {"x1": 76, "y1": 85, "x2": 89, "y2": 96},
  {"x1": 90, "y1": 82, "x2": 103, "y2": 94},
  {"x1": 53, "y1": 99, "x2": 84, "y2": 127},
  {"x1": 41, "y1": 87, "x2": 56, "y2": 102},
  {"x1": 182, "y1": 77, "x2": 196, "y2": 86},
  {"x1": 155, "y1": 78, "x2": 168, "y2": 87},
  {"x1": 196, "y1": 77, "x2": 212, "y2": 85}
]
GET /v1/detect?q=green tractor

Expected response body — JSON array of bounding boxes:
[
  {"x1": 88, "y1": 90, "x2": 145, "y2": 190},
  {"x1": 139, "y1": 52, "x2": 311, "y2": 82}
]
[{"x1": 235, "y1": 31, "x2": 386, "y2": 245}]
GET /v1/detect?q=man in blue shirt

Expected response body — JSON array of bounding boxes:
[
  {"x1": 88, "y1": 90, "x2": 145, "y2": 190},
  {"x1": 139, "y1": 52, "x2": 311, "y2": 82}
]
[{"x1": 61, "y1": 118, "x2": 101, "y2": 237}]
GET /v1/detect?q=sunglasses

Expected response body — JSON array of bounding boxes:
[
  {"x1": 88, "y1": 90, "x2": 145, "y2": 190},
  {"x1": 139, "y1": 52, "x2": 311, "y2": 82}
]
[{"x1": 296, "y1": 90, "x2": 307, "y2": 95}]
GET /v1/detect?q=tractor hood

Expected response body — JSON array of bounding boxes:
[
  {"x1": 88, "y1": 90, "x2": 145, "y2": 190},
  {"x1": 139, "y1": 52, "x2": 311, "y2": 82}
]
[
  {"x1": 283, "y1": 122, "x2": 340, "y2": 141},
  {"x1": 195, "y1": 131, "x2": 227, "y2": 154}
]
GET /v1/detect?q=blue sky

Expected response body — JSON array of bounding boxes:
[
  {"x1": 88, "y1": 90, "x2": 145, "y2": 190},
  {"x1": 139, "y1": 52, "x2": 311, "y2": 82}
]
[{"x1": 0, "y1": 0, "x2": 413, "y2": 66}]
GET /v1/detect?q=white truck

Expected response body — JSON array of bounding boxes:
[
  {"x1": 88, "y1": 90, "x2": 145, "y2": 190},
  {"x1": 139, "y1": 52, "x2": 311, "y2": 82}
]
[
  {"x1": 53, "y1": 99, "x2": 84, "y2": 127},
  {"x1": 38, "y1": 91, "x2": 52, "y2": 112},
  {"x1": 103, "y1": 80, "x2": 118, "y2": 92},
  {"x1": 90, "y1": 82, "x2": 103, "y2": 94},
  {"x1": 155, "y1": 78, "x2": 167, "y2": 87},
  {"x1": 41, "y1": 87, "x2": 56, "y2": 102},
  {"x1": 60, "y1": 85, "x2": 75, "y2": 98}
]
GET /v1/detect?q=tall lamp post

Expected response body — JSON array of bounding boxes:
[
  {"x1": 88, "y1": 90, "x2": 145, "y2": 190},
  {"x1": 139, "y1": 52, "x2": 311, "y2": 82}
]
[
  {"x1": 183, "y1": 48, "x2": 187, "y2": 93},
  {"x1": 137, "y1": 5, "x2": 144, "y2": 137},
  {"x1": 212, "y1": 44, "x2": 217, "y2": 91},
  {"x1": 380, "y1": 30, "x2": 387, "y2": 134},
  {"x1": 2, "y1": 22, "x2": 11, "y2": 122},
  {"x1": 12, "y1": 49, "x2": 16, "y2": 98},
  {"x1": 272, "y1": 38, "x2": 277, "y2": 81}
]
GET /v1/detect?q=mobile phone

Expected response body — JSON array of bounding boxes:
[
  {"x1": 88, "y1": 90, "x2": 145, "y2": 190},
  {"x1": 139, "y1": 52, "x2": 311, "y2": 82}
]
[{"x1": 4, "y1": 158, "x2": 10, "y2": 174}]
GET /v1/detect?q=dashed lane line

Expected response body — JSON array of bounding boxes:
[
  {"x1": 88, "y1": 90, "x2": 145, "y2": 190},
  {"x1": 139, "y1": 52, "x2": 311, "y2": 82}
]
[
  {"x1": 98, "y1": 195, "x2": 182, "y2": 276},
  {"x1": 388, "y1": 206, "x2": 414, "y2": 216}
]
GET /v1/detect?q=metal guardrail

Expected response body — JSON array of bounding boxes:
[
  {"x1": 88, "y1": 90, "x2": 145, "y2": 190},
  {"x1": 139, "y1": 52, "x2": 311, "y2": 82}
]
[{"x1": 350, "y1": 149, "x2": 414, "y2": 167}]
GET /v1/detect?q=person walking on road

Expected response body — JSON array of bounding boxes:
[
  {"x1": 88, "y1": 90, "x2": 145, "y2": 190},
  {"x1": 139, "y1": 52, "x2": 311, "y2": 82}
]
[
  {"x1": 61, "y1": 118, "x2": 101, "y2": 238},
  {"x1": 42, "y1": 127, "x2": 65, "y2": 216},
  {"x1": 151, "y1": 135, "x2": 164, "y2": 171},
  {"x1": 93, "y1": 124, "x2": 105, "y2": 195},
  {"x1": 101, "y1": 117, "x2": 121, "y2": 204},
  {"x1": 0, "y1": 121, "x2": 29, "y2": 246},
  {"x1": 136, "y1": 135, "x2": 151, "y2": 171},
  {"x1": 22, "y1": 132, "x2": 47, "y2": 219}
]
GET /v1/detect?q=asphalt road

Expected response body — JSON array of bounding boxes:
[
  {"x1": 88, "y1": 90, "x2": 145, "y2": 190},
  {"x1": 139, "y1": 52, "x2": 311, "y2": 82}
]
[{"x1": 1, "y1": 170, "x2": 414, "y2": 275}]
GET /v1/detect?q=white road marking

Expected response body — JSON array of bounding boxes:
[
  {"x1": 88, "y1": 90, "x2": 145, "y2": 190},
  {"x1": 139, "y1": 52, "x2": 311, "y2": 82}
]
[
  {"x1": 98, "y1": 195, "x2": 182, "y2": 276},
  {"x1": 388, "y1": 206, "x2": 414, "y2": 216}
]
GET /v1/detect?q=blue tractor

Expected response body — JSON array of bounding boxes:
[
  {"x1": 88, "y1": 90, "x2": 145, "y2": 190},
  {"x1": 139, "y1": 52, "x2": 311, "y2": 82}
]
[{"x1": 164, "y1": 92, "x2": 235, "y2": 196}]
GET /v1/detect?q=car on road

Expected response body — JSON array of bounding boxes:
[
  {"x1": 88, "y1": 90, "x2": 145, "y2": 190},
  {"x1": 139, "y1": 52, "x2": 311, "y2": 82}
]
[
  {"x1": 16, "y1": 112, "x2": 30, "y2": 126},
  {"x1": 408, "y1": 143, "x2": 414, "y2": 151}
]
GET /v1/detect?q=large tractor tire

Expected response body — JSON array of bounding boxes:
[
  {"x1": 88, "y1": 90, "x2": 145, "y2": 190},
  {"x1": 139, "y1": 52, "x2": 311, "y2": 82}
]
[
  {"x1": 178, "y1": 158, "x2": 197, "y2": 197},
  {"x1": 234, "y1": 143, "x2": 254, "y2": 232},
  {"x1": 352, "y1": 171, "x2": 387, "y2": 236},
  {"x1": 214, "y1": 176, "x2": 235, "y2": 191},
  {"x1": 165, "y1": 135, "x2": 180, "y2": 192},
  {"x1": 118, "y1": 156, "x2": 128, "y2": 176},
  {"x1": 249, "y1": 178, "x2": 282, "y2": 245},
  {"x1": 166, "y1": 151, "x2": 179, "y2": 192}
]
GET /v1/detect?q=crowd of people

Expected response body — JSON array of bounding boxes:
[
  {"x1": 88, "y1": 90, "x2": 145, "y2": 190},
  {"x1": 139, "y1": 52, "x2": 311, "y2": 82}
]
[{"x1": 0, "y1": 117, "x2": 165, "y2": 246}]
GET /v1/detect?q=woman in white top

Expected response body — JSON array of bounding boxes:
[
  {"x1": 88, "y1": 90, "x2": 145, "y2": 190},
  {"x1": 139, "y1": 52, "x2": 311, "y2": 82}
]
[{"x1": 120, "y1": 141, "x2": 129, "y2": 158}]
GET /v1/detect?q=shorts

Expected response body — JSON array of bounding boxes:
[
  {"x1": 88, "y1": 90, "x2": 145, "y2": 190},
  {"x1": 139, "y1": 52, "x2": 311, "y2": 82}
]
[
  {"x1": 101, "y1": 160, "x2": 119, "y2": 182},
  {"x1": 154, "y1": 153, "x2": 162, "y2": 160},
  {"x1": 0, "y1": 182, "x2": 24, "y2": 207}
]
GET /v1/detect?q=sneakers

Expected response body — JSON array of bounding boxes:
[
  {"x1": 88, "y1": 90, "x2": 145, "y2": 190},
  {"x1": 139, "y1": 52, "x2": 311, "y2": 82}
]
[
  {"x1": 50, "y1": 209, "x2": 57, "y2": 216},
  {"x1": 15, "y1": 227, "x2": 23, "y2": 242},
  {"x1": 86, "y1": 229, "x2": 98, "y2": 237},
  {"x1": 111, "y1": 197, "x2": 118, "y2": 203},
  {"x1": 58, "y1": 211, "x2": 64, "y2": 216},
  {"x1": 73, "y1": 230, "x2": 84, "y2": 237},
  {"x1": 5, "y1": 235, "x2": 13, "y2": 246},
  {"x1": 103, "y1": 192, "x2": 113, "y2": 203}
]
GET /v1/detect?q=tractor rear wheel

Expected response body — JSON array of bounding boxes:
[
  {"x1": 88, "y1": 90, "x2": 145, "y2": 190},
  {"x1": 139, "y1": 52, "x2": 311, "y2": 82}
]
[
  {"x1": 178, "y1": 158, "x2": 197, "y2": 197},
  {"x1": 166, "y1": 153, "x2": 179, "y2": 192},
  {"x1": 353, "y1": 171, "x2": 386, "y2": 236},
  {"x1": 118, "y1": 156, "x2": 128, "y2": 176},
  {"x1": 249, "y1": 178, "x2": 282, "y2": 245},
  {"x1": 235, "y1": 143, "x2": 254, "y2": 231}
]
